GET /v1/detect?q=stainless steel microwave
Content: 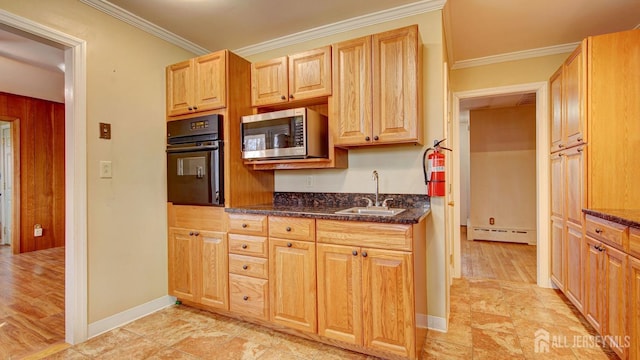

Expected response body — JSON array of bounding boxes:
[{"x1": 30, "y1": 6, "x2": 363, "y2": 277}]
[{"x1": 241, "y1": 107, "x2": 328, "y2": 160}]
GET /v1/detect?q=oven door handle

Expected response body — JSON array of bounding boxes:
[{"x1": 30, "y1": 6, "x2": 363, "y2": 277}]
[{"x1": 166, "y1": 144, "x2": 219, "y2": 153}]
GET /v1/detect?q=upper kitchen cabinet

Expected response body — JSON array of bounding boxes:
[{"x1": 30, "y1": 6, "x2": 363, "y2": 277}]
[
  {"x1": 332, "y1": 25, "x2": 422, "y2": 147},
  {"x1": 166, "y1": 51, "x2": 227, "y2": 118},
  {"x1": 251, "y1": 46, "x2": 332, "y2": 107}
]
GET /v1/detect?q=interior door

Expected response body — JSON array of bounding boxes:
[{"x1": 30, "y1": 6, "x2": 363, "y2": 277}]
[{"x1": 1, "y1": 124, "x2": 11, "y2": 246}]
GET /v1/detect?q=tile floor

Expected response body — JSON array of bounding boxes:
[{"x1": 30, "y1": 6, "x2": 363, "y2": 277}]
[{"x1": 27, "y1": 236, "x2": 619, "y2": 360}]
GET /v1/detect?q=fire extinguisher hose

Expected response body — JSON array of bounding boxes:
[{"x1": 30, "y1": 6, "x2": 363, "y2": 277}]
[{"x1": 422, "y1": 147, "x2": 433, "y2": 185}]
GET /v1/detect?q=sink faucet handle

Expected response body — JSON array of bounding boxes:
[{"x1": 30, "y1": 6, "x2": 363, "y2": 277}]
[
  {"x1": 359, "y1": 197, "x2": 373, "y2": 208},
  {"x1": 382, "y1": 198, "x2": 394, "y2": 208}
]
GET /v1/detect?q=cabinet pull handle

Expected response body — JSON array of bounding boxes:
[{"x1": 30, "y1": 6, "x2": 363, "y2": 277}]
[
  {"x1": 577, "y1": 137, "x2": 583, "y2": 142},
  {"x1": 285, "y1": 227, "x2": 291, "y2": 232},
  {"x1": 287, "y1": 242, "x2": 292, "y2": 247},
  {"x1": 595, "y1": 228, "x2": 603, "y2": 234},
  {"x1": 193, "y1": 106, "x2": 198, "y2": 110},
  {"x1": 242, "y1": 265, "x2": 248, "y2": 270},
  {"x1": 243, "y1": 295, "x2": 249, "y2": 301},
  {"x1": 188, "y1": 106, "x2": 193, "y2": 111},
  {"x1": 193, "y1": 232, "x2": 199, "y2": 236},
  {"x1": 559, "y1": 144, "x2": 565, "y2": 148},
  {"x1": 365, "y1": 136, "x2": 370, "y2": 141},
  {"x1": 241, "y1": 223, "x2": 248, "y2": 228},
  {"x1": 373, "y1": 135, "x2": 379, "y2": 141},
  {"x1": 241, "y1": 244, "x2": 248, "y2": 249},
  {"x1": 558, "y1": 153, "x2": 564, "y2": 157},
  {"x1": 577, "y1": 148, "x2": 583, "y2": 152},
  {"x1": 289, "y1": 94, "x2": 294, "y2": 99},
  {"x1": 362, "y1": 251, "x2": 368, "y2": 258},
  {"x1": 352, "y1": 250, "x2": 358, "y2": 256},
  {"x1": 280, "y1": 95, "x2": 286, "y2": 100},
  {"x1": 189, "y1": 231, "x2": 194, "y2": 236}
]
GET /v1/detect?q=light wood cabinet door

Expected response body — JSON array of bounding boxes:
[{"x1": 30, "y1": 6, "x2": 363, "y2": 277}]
[
  {"x1": 198, "y1": 230, "x2": 228, "y2": 309},
  {"x1": 565, "y1": 146, "x2": 585, "y2": 228},
  {"x1": 550, "y1": 216, "x2": 565, "y2": 289},
  {"x1": 372, "y1": 25, "x2": 420, "y2": 145},
  {"x1": 565, "y1": 224, "x2": 584, "y2": 311},
  {"x1": 251, "y1": 57, "x2": 288, "y2": 106},
  {"x1": 629, "y1": 256, "x2": 640, "y2": 360},
  {"x1": 563, "y1": 44, "x2": 585, "y2": 149},
  {"x1": 166, "y1": 60, "x2": 193, "y2": 117},
  {"x1": 317, "y1": 243, "x2": 363, "y2": 345},
  {"x1": 550, "y1": 68, "x2": 563, "y2": 152},
  {"x1": 269, "y1": 238, "x2": 316, "y2": 333},
  {"x1": 289, "y1": 46, "x2": 331, "y2": 101},
  {"x1": 193, "y1": 51, "x2": 226, "y2": 112},
  {"x1": 332, "y1": 36, "x2": 372, "y2": 146},
  {"x1": 584, "y1": 235, "x2": 603, "y2": 334},
  {"x1": 168, "y1": 228, "x2": 197, "y2": 302},
  {"x1": 603, "y1": 243, "x2": 628, "y2": 359},
  {"x1": 362, "y1": 248, "x2": 415, "y2": 357}
]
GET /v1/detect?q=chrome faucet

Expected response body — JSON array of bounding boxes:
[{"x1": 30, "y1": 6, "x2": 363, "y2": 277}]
[{"x1": 372, "y1": 170, "x2": 380, "y2": 207}]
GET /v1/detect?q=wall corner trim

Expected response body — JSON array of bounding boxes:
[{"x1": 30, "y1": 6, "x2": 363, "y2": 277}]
[{"x1": 88, "y1": 296, "x2": 176, "y2": 338}]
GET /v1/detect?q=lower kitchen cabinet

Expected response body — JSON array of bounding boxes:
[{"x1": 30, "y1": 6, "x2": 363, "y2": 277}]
[
  {"x1": 317, "y1": 243, "x2": 415, "y2": 356},
  {"x1": 630, "y1": 256, "x2": 640, "y2": 360},
  {"x1": 269, "y1": 238, "x2": 317, "y2": 332},
  {"x1": 168, "y1": 228, "x2": 228, "y2": 310},
  {"x1": 584, "y1": 233, "x2": 629, "y2": 359}
]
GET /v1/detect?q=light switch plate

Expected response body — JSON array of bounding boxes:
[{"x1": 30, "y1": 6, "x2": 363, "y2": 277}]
[
  {"x1": 100, "y1": 161, "x2": 112, "y2": 178},
  {"x1": 99, "y1": 122, "x2": 111, "y2": 139}
]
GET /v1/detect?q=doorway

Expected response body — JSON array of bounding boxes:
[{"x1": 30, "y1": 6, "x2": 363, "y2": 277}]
[
  {"x1": 0, "y1": 121, "x2": 14, "y2": 248},
  {"x1": 451, "y1": 82, "x2": 551, "y2": 288},
  {"x1": 0, "y1": 9, "x2": 88, "y2": 345}
]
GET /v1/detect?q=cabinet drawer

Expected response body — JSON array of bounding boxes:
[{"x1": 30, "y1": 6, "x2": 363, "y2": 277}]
[
  {"x1": 227, "y1": 214, "x2": 268, "y2": 236},
  {"x1": 585, "y1": 215, "x2": 628, "y2": 251},
  {"x1": 228, "y1": 234, "x2": 268, "y2": 258},
  {"x1": 229, "y1": 274, "x2": 268, "y2": 320},
  {"x1": 316, "y1": 219, "x2": 412, "y2": 251},
  {"x1": 630, "y1": 227, "x2": 640, "y2": 259},
  {"x1": 229, "y1": 254, "x2": 268, "y2": 279},
  {"x1": 169, "y1": 204, "x2": 225, "y2": 231},
  {"x1": 269, "y1": 216, "x2": 315, "y2": 241}
]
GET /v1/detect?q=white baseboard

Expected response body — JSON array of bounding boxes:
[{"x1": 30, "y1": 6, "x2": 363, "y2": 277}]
[
  {"x1": 88, "y1": 295, "x2": 176, "y2": 338},
  {"x1": 427, "y1": 315, "x2": 447, "y2": 332}
]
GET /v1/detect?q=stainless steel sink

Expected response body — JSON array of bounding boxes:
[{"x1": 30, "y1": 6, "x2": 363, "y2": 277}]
[{"x1": 334, "y1": 207, "x2": 406, "y2": 216}]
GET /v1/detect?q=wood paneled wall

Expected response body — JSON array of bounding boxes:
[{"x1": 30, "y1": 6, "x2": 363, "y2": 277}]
[{"x1": 0, "y1": 92, "x2": 65, "y2": 253}]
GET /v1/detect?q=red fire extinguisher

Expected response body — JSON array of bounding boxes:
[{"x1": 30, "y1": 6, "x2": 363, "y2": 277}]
[{"x1": 423, "y1": 139, "x2": 451, "y2": 197}]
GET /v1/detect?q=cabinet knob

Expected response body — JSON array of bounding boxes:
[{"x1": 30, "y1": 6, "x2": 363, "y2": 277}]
[
  {"x1": 595, "y1": 228, "x2": 603, "y2": 234},
  {"x1": 362, "y1": 251, "x2": 368, "y2": 258},
  {"x1": 577, "y1": 147, "x2": 583, "y2": 153},
  {"x1": 243, "y1": 295, "x2": 249, "y2": 301},
  {"x1": 189, "y1": 231, "x2": 194, "y2": 236},
  {"x1": 188, "y1": 106, "x2": 193, "y2": 111},
  {"x1": 289, "y1": 94, "x2": 294, "y2": 99},
  {"x1": 193, "y1": 232, "x2": 199, "y2": 236},
  {"x1": 577, "y1": 137, "x2": 583, "y2": 142},
  {"x1": 365, "y1": 136, "x2": 370, "y2": 141},
  {"x1": 373, "y1": 135, "x2": 379, "y2": 141},
  {"x1": 193, "y1": 106, "x2": 198, "y2": 110},
  {"x1": 241, "y1": 244, "x2": 248, "y2": 249},
  {"x1": 558, "y1": 144, "x2": 565, "y2": 148},
  {"x1": 287, "y1": 242, "x2": 292, "y2": 247},
  {"x1": 242, "y1": 264, "x2": 248, "y2": 270},
  {"x1": 281, "y1": 95, "x2": 286, "y2": 100},
  {"x1": 285, "y1": 226, "x2": 291, "y2": 232},
  {"x1": 352, "y1": 250, "x2": 358, "y2": 256},
  {"x1": 241, "y1": 223, "x2": 248, "y2": 228}
]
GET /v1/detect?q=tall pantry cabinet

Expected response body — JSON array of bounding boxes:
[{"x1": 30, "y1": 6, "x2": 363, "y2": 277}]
[{"x1": 549, "y1": 29, "x2": 640, "y2": 360}]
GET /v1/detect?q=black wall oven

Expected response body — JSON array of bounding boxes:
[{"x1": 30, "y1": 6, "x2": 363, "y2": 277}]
[{"x1": 167, "y1": 115, "x2": 223, "y2": 206}]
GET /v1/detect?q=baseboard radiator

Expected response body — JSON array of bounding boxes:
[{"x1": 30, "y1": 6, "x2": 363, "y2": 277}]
[{"x1": 468, "y1": 226, "x2": 536, "y2": 245}]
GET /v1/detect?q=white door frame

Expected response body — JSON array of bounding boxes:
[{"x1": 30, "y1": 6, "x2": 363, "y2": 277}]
[
  {"x1": 451, "y1": 82, "x2": 552, "y2": 288},
  {"x1": 0, "y1": 10, "x2": 88, "y2": 343}
]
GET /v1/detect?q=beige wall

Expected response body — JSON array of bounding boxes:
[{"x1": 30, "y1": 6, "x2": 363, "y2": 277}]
[
  {"x1": 0, "y1": 0, "x2": 195, "y2": 323},
  {"x1": 245, "y1": 11, "x2": 448, "y2": 320},
  {"x1": 469, "y1": 105, "x2": 537, "y2": 237},
  {"x1": 450, "y1": 53, "x2": 569, "y2": 92}
]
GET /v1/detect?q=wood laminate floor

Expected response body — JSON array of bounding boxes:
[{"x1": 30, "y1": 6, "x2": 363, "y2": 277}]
[{"x1": 3, "y1": 232, "x2": 618, "y2": 360}]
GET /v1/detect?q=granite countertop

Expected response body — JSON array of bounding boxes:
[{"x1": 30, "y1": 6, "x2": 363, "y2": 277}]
[
  {"x1": 225, "y1": 192, "x2": 431, "y2": 224},
  {"x1": 583, "y1": 209, "x2": 640, "y2": 228}
]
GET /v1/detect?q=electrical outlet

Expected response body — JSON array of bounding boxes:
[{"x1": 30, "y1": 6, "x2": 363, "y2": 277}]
[
  {"x1": 100, "y1": 161, "x2": 112, "y2": 178},
  {"x1": 34, "y1": 224, "x2": 43, "y2": 237},
  {"x1": 305, "y1": 175, "x2": 314, "y2": 188}
]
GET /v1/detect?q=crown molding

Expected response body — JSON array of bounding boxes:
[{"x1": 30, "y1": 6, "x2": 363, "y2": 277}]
[
  {"x1": 451, "y1": 42, "x2": 580, "y2": 70},
  {"x1": 79, "y1": 0, "x2": 210, "y2": 55},
  {"x1": 80, "y1": 0, "x2": 444, "y2": 57},
  {"x1": 233, "y1": 0, "x2": 446, "y2": 57}
]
